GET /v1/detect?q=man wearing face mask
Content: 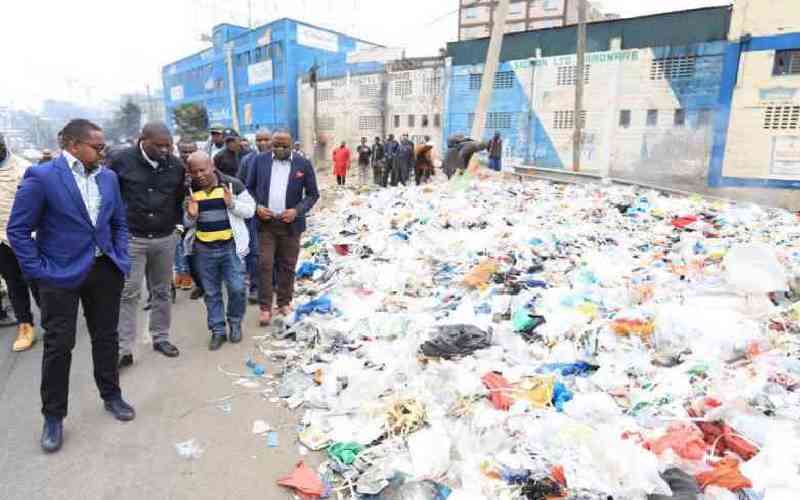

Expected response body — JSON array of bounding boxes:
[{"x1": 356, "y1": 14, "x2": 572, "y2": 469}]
[
  {"x1": 8, "y1": 119, "x2": 134, "y2": 453},
  {"x1": 110, "y1": 122, "x2": 185, "y2": 368},
  {"x1": 246, "y1": 131, "x2": 319, "y2": 326}
]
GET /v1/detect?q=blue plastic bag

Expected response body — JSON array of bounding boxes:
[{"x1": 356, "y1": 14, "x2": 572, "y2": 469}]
[
  {"x1": 294, "y1": 295, "x2": 333, "y2": 322},
  {"x1": 539, "y1": 361, "x2": 598, "y2": 377},
  {"x1": 296, "y1": 262, "x2": 322, "y2": 279},
  {"x1": 552, "y1": 382, "x2": 573, "y2": 412}
]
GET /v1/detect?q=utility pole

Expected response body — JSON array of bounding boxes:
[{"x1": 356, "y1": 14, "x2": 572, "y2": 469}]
[
  {"x1": 573, "y1": 0, "x2": 587, "y2": 172},
  {"x1": 470, "y1": 0, "x2": 511, "y2": 140},
  {"x1": 225, "y1": 44, "x2": 240, "y2": 130}
]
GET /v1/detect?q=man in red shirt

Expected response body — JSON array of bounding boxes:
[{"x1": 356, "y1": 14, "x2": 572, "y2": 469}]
[{"x1": 332, "y1": 142, "x2": 351, "y2": 187}]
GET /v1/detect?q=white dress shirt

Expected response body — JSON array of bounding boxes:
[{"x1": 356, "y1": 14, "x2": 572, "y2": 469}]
[
  {"x1": 140, "y1": 143, "x2": 159, "y2": 169},
  {"x1": 268, "y1": 157, "x2": 292, "y2": 215},
  {"x1": 62, "y1": 151, "x2": 102, "y2": 227}
]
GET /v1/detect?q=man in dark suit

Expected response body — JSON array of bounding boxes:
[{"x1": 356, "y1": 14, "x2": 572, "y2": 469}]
[
  {"x1": 8, "y1": 119, "x2": 135, "y2": 453},
  {"x1": 246, "y1": 131, "x2": 319, "y2": 326}
]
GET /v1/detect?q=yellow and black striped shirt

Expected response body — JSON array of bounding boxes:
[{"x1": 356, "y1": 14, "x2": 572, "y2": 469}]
[{"x1": 193, "y1": 186, "x2": 233, "y2": 243}]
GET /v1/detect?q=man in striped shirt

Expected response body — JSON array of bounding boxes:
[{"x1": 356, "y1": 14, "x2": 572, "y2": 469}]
[{"x1": 184, "y1": 152, "x2": 255, "y2": 351}]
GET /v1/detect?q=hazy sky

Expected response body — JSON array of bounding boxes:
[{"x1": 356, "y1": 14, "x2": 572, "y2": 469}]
[{"x1": 1, "y1": 0, "x2": 728, "y2": 111}]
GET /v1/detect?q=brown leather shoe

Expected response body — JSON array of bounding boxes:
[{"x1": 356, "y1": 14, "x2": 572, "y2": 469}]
[
  {"x1": 12, "y1": 323, "x2": 35, "y2": 352},
  {"x1": 259, "y1": 310, "x2": 272, "y2": 327},
  {"x1": 277, "y1": 305, "x2": 293, "y2": 317}
]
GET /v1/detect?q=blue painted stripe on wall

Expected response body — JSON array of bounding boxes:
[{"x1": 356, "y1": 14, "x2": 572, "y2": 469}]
[{"x1": 709, "y1": 31, "x2": 800, "y2": 189}]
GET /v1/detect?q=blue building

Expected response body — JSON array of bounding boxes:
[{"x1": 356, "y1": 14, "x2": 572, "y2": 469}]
[
  {"x1": 162, "y1": 19, "x2": 382, "y2": 138},
  {"x1": 443, "y1": 0, "x2": 800, "y2": 207}
]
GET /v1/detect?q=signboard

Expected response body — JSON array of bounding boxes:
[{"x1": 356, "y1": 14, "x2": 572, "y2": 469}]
[
  {"x1": 258, "y1": 29, "x2": 271, "y2": 47},
  {"x1": 248, "y1": 60, "x2": 273, "y2": 85},
  {"x1": 170, "y1": 85, "x2": 184, "y2": 101},
  {"x1": 347, "y1": 47, "x2": 403, "y2": 64},
  {"x1": 771, "y1": 136, "x2": 800, "y2": 177},
  {"x1": 243, "y1": 103, "x2": 253, "y2": 126},
  {"x1": 297, "y1": 25, "x2": 338, "y2": 52}
]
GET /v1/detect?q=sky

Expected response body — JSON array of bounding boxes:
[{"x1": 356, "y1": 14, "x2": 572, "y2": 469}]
[{"x1": 0, "y1": 0, "x2": 729, "y2": 111}]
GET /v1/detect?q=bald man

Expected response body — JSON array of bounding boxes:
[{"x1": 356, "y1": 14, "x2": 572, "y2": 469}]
[
  {"x1": 183, "y1": 152, "x2": 255, "y2": 350},
  {"x1": 110, "y1": 122, "x2": 185, "y2": 367}
]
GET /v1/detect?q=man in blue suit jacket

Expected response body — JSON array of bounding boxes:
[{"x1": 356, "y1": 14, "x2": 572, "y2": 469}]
[
  {"x1": 7, "y1": 119, "x2": 136, "y2": 453},
  {"x1": 246, "y1": 131, "x2": 319, "y2": 326}
]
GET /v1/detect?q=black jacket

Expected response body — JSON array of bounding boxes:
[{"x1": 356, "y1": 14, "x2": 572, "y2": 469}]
[
  {"x1": 110, "y1": 144, "x2": 186, "y2": 239},
  {"x1": 214, "y1": 149, "x2": 240, "y2": 177}
]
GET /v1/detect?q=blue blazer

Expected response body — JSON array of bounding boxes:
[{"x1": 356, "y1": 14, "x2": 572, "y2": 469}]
[
  {"x1": 246, "y1": 152, "x2": 320, "y2": 235},
  {"x1": 7, "y1": 156, "x2": 131, "y2": 289}
]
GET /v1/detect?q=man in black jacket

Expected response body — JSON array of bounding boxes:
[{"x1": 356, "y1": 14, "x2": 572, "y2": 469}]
[
  {"x1": 110, "y1": 122, "x2": 185, "y2": 367},
  {"x1": 214, "y1": 128, "x2": 241, "y2": 178},
  {"x1": 371, "y1": 137, "x2": 384, "y2": 186}
]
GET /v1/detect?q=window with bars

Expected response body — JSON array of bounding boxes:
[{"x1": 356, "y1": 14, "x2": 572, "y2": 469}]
[
  {"x1": 331, "y1": 79, "x2": 346, "y2": 88},
  {"x1": 358, "y1": 115, "x2": 382, "y2": 130},
  {"x1": 774, "y1": 50, "x2": 800, "y2": 76},
  {"x1": 650, "y1": 56, "x2": 697, "y2": 80},
  {"x1": 494, "y1": 71, "x2": 515, "y2": 89},
  {"x1": 359, "y1": 84, "x2": 380, "y2": 98},
  {"x1": 393, "y1": 79, "x2": 412, "y2": 97},
  {"x1": 318, "y1": 116, "x2": 335, "y2": 130},
  {"x1": 553, "y1": 111, "x2": 586, "y2": 129},
  {"x1": 318, "y1": 88, "x2": 334, "y2": 101},
  {"x1": 619, "y1": 110, "x2": 631, "y2": 128},
  {"x1": 674, "y1": 109, "x2": 686, "y2": 127},
  {"x1": 557, "y1": 65, "x2": 591, "y2": 86},
  {"x1": 646, "y1": 109, "x2": 659, "y2": 127},
  {"x1": 487, "y1": 112, "x2": 513, "y2": 129},
  {"x1": 408, "y1": 114, "x2": 416, "y2": 127},
  {"x1": 423, "y1": 76, "x2": 442, "y2": 96},
  {"x1": 764, "y1": 106, "x2": 800, "y2": 130},
  {"x1": 393, "y1": 115, "x2": 400, "y2": 128},
  {"x1": 434, "y1": 114, "x2": 441, "y2": 128},
  {"x1": 468, "y1": 74, "x2": 482, "y2": 90},
  {"x1": 421, "y1": 115, "x2": 429, "y2": 128}
]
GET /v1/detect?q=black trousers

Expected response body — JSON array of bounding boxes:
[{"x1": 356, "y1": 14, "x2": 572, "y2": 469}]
[
  {"x1": 0, "y1": 242, "x2": 37, "y2": 325},
  {"x1": 39, "y1": 256, "x2": 124, "y2": 419},
  {"x1": 336, "y1": 175, "x2": 346, "y2": 186}
]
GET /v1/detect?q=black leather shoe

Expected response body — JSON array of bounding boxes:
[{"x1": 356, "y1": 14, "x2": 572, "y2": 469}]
[
  {"x1": 190, "y1": 287, "x2": 205, "y2": 300},
  {"x1": 118, "y1": 354, "x2": 133, "y2": 369},
  {"x1": 229, "y1": 324, "x2": 242, "y2": 344},
  {"x1": 209, "y1": 334, "x2": 226, "y2": 351},
  {"x1": 153, "y1": 341, "x2": 180, "y2": 357},
  {"x1": 41, "y1": 418, "x2": 63, "y2": 453},
  {"x1": 104, "y1": 398, "x2": 136, "y2": 421}
]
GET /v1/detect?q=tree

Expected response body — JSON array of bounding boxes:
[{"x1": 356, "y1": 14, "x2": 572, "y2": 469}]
[
  {"x1": 173, "y1": 103, "x2": 209, "y2": 142},
  {"x1": 106, "y1": 101, "x2": 142, "y2": 144}
]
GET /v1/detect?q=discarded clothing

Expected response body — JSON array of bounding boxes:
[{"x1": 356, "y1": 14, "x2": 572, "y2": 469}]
[
  {"x1": 277, "y1": 461, "x2": 327, "y2": 497},
  {"x1": 419, "y1": 325, "x2": 492, "y2": 359},
  {"x1": 695, "y1": 458, "x2": 753, "y2": 492},
  {"x1": 520, "y1": 477, "x2": 563, "y2": 500},
  {"x1": 648, "y1": 468, "x2": 700, "y2": 500},
  {"x1": 645, "y1": 424, "x2": 708, "y2": 461},
  {"x1": 293, "y1": 295, "x2": 333, "y2": 322}
]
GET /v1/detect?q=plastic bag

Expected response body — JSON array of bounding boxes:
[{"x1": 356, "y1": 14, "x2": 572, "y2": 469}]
[
  {"x1": 644, "y1": 424, "x2": 707, "y2": 461},
  {"x1": 463, "y1": 259, "x2": 498, "y2": 288},
  {"x1": 408, "y1": 427, "x2": 452, "y2": 479},
  {"x1": 724, "y1": 243, "x2": 788, "y2": 294},
  {"x1": 276, "y1": 461, "x2": 327, "y2": 497},
  {"x1": 328, "y1": 441, "x2": 364, "y2": 465},
  {"x1": 695, "y1": 458, "x2": 753, "y2": 491},
  {"x1": 174, "y1": 439, "x2": 204, "y2": 460}
]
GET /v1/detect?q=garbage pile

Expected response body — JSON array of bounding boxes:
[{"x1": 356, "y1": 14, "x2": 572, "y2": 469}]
[{"x1": 260, "y1": 175, "x2": 800, "y2": 498}]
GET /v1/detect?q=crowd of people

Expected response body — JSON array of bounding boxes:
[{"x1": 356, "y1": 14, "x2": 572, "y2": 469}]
[
  {"x1": 0, "y1": 119, "x2": 319, "y2": 454},
  {"x1": 329, "y1": 131, "x2": 504, "y2": 188}
]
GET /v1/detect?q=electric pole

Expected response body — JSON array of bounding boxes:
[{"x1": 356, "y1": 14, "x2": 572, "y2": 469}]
[
  {"x1": 573, "y1": 0, "x2": 587, "y2": 172},
  {"x1": 470, "y1": 0, "x2": 511, "y2": 141}
]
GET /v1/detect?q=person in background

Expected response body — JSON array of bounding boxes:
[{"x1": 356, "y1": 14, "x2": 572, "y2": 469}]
[
  {"x1": 292, "y1": 142, "x2": 306, "y2": 159},
  {"x1": 0, "y1": 289, "x2": 18, "y2": 328},
  {"x1": 395, "y1": 133, "x2": 415, "y2": 186},
  {"x1": 332, "y1": 141, "x2": 351, "y2": 187},
  {"x1": 371, "y1": 136, "x2": 384, "y2": 186},
  {"x1": 488, "y1": 132, "x2": 503, "y2": 172},
  {"x1": 39, "y1": 149, "x2": 53, "y2": 164},
  {"x1": 246, "y1": 131, "x2": 319, "y2": 326},
  {"x1": 174, "y1": 140, "x2": 199, "y2": 292},
  {"x1": 443, "y1": 135, "x2": 488, "y2": 179},
  {"x1": 206, "y1": 124, "x2": 225, "y2": 159},
  {"x1": 239, "y1": 137, "x2": 252, "y2": 158},
  {"x1": 183, "y1": 152, "x2": 254, "y2": 350},
  {"x1": 414, "y1": 140, "x2": 434, "y2": 186},
  {"x1": 356, "y1": 137, "x2": 372, "y2": 187},
  {"x1": 0, "y1": 132, "x2": 37, "y2": 351},
  {"x1": 239, "y1": 129, "x2": 271, "y2": 305},
  {"x1": 8, "y1": 119, "x2": 134, "y2": 453},
  {"x1": 111, "y1": 122, "x2": 184, "y2": 368},
  {"x1": 214, "y1": 129, "x2": 242, "y2": 178},
  {"x1": 382, "y1": 134, "x2": 399, "y2": 187}
]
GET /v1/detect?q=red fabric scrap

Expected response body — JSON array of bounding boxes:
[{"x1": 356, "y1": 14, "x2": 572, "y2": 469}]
[
  {"x1": 672, "y1": 215, "x2": 699, "y2": 229},
  {"x1": 687, "y1": 400, "x2": 759, "y2": 461},
  {"x1": 644, "y1": 423, "x2": 707, "y2": 461},
  {"x1": 277, "y1": 461, "x2": 326, "y2": 499},
  {"x1": 551, "y1": 465, "x2": 567, "y2": 488},
  {"x1": 482, "y1": 372, "x2": 512, "y2": 411}
]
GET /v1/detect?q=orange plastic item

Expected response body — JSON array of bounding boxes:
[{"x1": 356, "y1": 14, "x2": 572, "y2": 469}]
[
  {"x1": 695, "y1": 458, "x2": 753, "y2": 491},
  {"x1": 611, "y1": 318, "x2": 655, "y2": 340},
  {"x1": 551, "y1": 465, "x2": 567, "y2": 488},
  {"x1": 644, "y1": 424, "x2": 707, "y2": 461},
  {"x1": 463, "y1": 259, "x2": 499, "y2": 288},
  {"x1": 482, "y1": 372, "x2": 512, "y2": 411},
  {"x1": 687, "y1": 403, "x2": 759, "y2": 461},
  {"x1": 277, "y1": 461, "x2": 326, "y2": 498}
]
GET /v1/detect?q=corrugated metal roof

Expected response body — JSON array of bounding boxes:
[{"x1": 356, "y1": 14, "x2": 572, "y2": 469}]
[{"x1": 447, "y1": 6, "x2": 732, "y2": 66}]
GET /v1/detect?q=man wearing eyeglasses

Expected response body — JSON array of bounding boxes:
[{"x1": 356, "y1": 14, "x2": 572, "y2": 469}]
[
  {"x1": 8, "y1": 119, "x2": 134, "y2": 453},
  {"x1": 110, "y1": 122, "x2": 185, "y2": 368},
  {"x1": 246, "y1": 131, "x2": 319, "y2": 326}
]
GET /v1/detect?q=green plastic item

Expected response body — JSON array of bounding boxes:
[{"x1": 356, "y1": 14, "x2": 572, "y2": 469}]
[
  {"x1": 512, "y1": 308, "x2": 536, "y2": 332},
  {"x1": 327, "y1": 441, "x2": 364, "y2": 465}
]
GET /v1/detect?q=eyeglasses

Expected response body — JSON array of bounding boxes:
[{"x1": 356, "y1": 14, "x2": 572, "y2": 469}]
[{"x1": 80, "y1": 142, "x2": 107, "y2": 153}]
